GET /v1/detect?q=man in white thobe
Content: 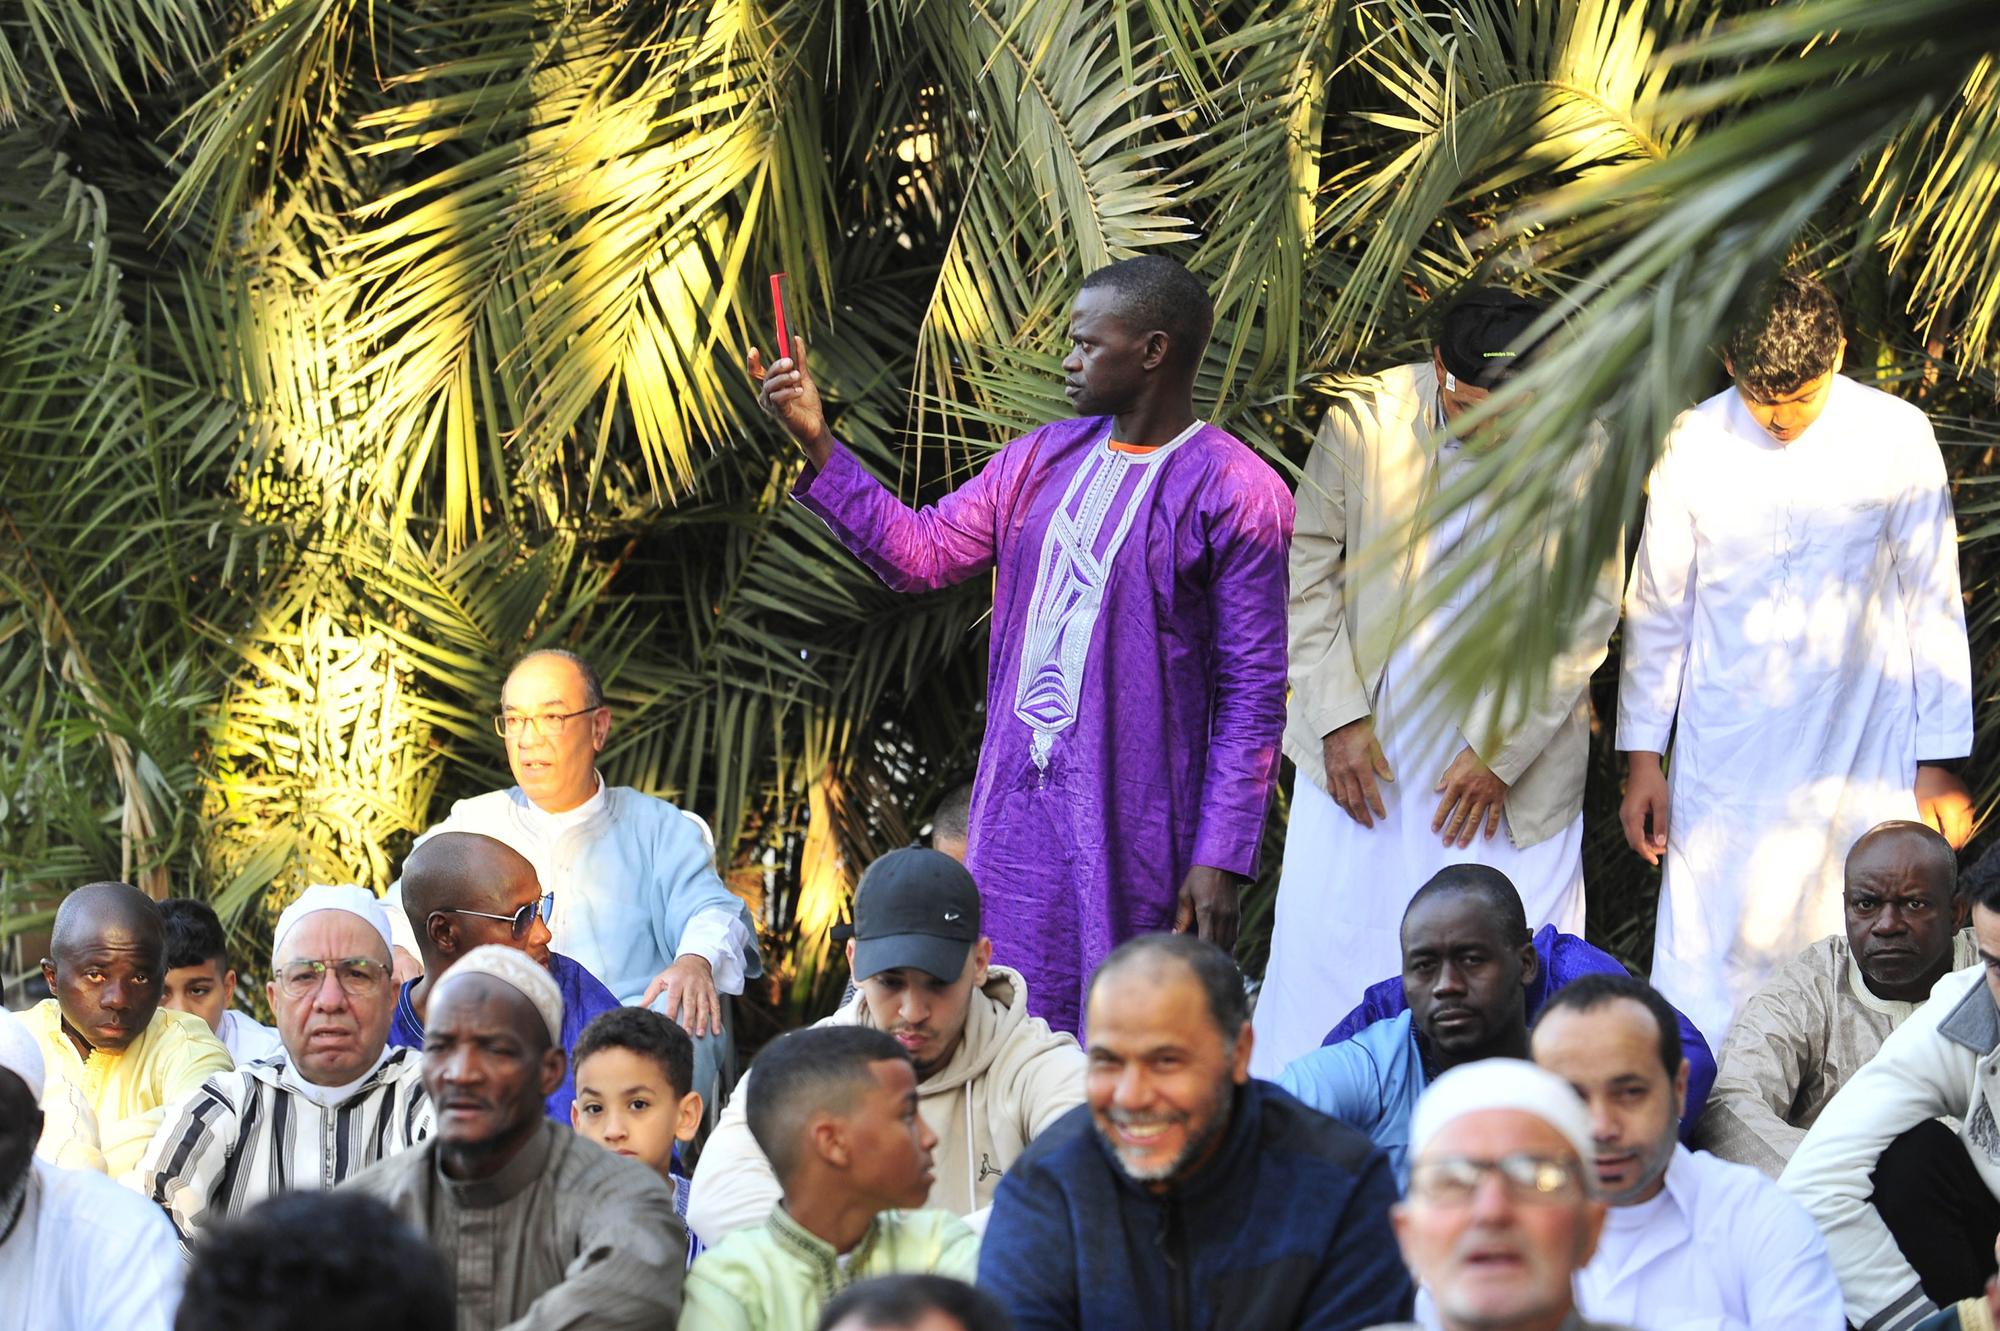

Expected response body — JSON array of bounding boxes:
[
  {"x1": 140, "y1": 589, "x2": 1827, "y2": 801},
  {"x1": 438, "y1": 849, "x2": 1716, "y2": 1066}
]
[
  {"x1": 1618, "y1": 272, "x2": 1974, "y2": 1048},
  {"x1": 1255, "y1": 289, "x2": 1622, "y2": 1074},
  {"x1": 1533, "y1": 973, "x2": 1844, "y2": 1331},
  {"x1": 387, "y1": 648, "x2": 761, "y2": 1115}
]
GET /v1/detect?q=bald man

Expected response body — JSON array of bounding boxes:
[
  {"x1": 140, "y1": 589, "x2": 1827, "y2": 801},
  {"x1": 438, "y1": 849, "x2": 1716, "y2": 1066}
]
[
  {"x1": 390, "y1": 832, "x2": 619, "y2": 1123},
  {"x1": 345, "y1": 949, "x2": 687, "y2": 1331},
  {"x1": 385, "y1": 648, "x2": 759, "y2": 1120},
  {"x1": 25, "y1": 882, "x2": 232, "y2": 1179},
  {"x1": 1698, "y1": 820, "x2": 1972, "y2": 1178}
]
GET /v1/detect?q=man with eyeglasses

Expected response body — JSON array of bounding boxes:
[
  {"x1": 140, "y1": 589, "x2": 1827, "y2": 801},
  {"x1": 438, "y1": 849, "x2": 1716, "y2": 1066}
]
[
  {"x1": 1531, "y1": 974, "x2": 1842, "y2": 1330},
  {"x1": 385, "y1": 648, "x2": 759, "y2": 1120},
  {"x1": 389, "y1": 831, "x2": 619, "y2": 1124},
  {"x1": 1369, "y1": 1058, "x2": 1630, "y2": 1331},
  {"x1": 136, "y1": 885, "x2": 433, "y2": 1242}
]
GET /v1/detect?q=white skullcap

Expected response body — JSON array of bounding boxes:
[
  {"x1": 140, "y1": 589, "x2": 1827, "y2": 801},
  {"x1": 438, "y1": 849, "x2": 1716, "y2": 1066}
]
[
  {"x1": 1409, "y1": 1058, "x2": 1596, "y2": 1169},
  {"x1": 0, "y1": 1007, "x2": 45, "y2": 1100},
  {"x1": 432, "y1": 945, "x2": 564, "y2": 1047},
  {"x1": 273, "y1": 884, "x2": 396, "y2": 964}
]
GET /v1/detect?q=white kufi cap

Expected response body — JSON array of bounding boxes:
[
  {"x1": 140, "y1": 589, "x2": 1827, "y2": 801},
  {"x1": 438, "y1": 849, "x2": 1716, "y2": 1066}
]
[
  {"x1": 0, "y1": 1007, "x2": 45, "y2": 1100},
  {"x1": 1409, "y1": 1057, "x2": 1596, "y2": 1169},
  {"x1": 273, "y1": 884, "x2": 396, "y2": 964},
  {"x1": 431, "y1": 945, "x2": 564, "y2": 1047}
]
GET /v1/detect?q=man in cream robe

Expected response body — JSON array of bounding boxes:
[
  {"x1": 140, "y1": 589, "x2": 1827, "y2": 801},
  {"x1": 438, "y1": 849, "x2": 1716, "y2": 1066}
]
[
  {"x1": 1254, "y1": 290, "x2": 1622, "y2": 1075},
  {"x1": 1619, "y1": 273, "x2": 1973, "y2": 1048}
]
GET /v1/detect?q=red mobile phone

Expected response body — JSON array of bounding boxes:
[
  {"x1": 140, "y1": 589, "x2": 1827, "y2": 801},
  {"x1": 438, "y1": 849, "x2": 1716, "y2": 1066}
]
[{"x1": 770, "y1": 272, "x2": 792, "y2": 362}]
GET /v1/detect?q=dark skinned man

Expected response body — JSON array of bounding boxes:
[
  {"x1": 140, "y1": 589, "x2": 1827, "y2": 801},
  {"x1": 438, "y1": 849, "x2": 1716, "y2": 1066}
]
[
  {"x1": 1698, "y1": 820, "x2": 1971, "y2": 1178},
  {"x1": 751, "y1": 256, "x2": 1293, "y2": 1034},
  {"x1": 391, "y1": 831, "x2": 618, "y2": 1123},
  {"x1": 1278, "y1": 865, "x2": 1540, "y2": 1186},
  {"x1": 26, "y1": 881, "x2": 231, "y2": 1179},
  {"x1": 1, "y1": 1006, "x2": 181, "y2": 1331},
  {"x1": 343, "y1": 945, "x2": 686, "y2": 1331}
]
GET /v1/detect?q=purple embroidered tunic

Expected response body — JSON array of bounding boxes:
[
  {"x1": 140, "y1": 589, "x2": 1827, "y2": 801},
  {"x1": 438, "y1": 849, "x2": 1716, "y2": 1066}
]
[{"x1": 794, "y1": 417, "x2": 1293, "y2": 1032}]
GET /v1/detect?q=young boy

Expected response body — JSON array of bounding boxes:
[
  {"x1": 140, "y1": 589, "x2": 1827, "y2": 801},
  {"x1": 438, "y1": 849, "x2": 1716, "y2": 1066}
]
[
  {"x1": 680, "y1": 1026, "x2": 977, "y2": 1331},
  {"x1": 572, "y1": 1007, "x2": 707, "y2": 1260},
  {"x1": 159, "y1": 898, "x2": 283, "y2": 1067}
]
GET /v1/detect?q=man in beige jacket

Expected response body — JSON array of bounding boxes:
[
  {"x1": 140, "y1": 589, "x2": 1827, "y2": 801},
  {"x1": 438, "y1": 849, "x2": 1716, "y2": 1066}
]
[
  {"x1": 1252, "y1": 290, "x2": 1623, "y2": 1076},
  {"x1": 689, "y1": 849, "x2": 1084, "y2": 1239}
]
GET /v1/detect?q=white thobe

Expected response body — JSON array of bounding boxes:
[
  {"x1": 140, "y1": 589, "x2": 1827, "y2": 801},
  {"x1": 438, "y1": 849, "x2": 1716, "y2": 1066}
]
[
  {"x1": 1254, "y1": 443, "x2": 1586, "y2": 1074},
  {"x1": 1619, "y1": 377, "x2": 1972, "y2": 1047},
  {"x1": 0, "y1": 1160, "x2": 181, "y2": 1331},
  {"x1": 1576, "y1": 1146, "x2": 1843, "y2": 1331}
]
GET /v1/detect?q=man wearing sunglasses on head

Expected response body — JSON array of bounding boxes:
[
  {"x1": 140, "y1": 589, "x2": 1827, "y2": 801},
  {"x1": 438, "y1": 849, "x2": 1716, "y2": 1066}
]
[
  {"x1": 384, "y1": 648, "x2": 760, "y2": 1127},
  {"x1": 388, "y1": 831, "x2": 621, "y2": 1124},
  {"x1": 137, "y1": 885, "x2": 434, "y2": 1243}
]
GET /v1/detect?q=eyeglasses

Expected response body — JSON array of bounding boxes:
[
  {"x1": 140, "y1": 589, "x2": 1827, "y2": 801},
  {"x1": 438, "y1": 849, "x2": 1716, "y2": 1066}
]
[
  {"x1": 491, "y1": 707, "x2": 602, "y2": 738},
  {"x1": 277, "y1": 957, "x2": 390, "y2": 1000},
  {"x1": 433, "y1": 893, "x2": 555, "y2": 940},
  {"x1": 1408, "y1": 1153, "x2": 1584, "y2": 1206}
]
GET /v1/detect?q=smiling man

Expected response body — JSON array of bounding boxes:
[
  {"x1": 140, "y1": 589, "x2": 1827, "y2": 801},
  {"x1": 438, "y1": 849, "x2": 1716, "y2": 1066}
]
[
  {"x1": 343, "y1": 946, "x2": 687, "y2": 1331},
  {"x1": 1277, "y1": 866, "x2": 1543, "y2": 1186},
  {"x1": 691, "y1": 848, "x2": 1083, "y2": 1241},
  {"x1": 27, "y1": 881, "x2": 232, "y2": 1179},
  {"x1": 751, "y1": 256, "x2": 1293, "y2": 1035},
  {"x1": 976, "y1": 933, "x2": 1411, "y2": 1331},
  {"x1": 139, "y1": 884, "x2": 432, "y2": 1243},
  {"x1": 1618, "y1": 271, "x2": 1974, "y2": 1049},
  {"x1": 1697, "y1": 820, "x2": 1971, "y2": 1177},
  {"x1": 1532, "y1": 974, "x2": 1842, "y2": 1330}
]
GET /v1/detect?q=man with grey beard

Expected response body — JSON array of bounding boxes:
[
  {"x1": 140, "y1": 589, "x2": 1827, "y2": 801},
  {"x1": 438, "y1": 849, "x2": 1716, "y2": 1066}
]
[{"x1": 974, "y1": 934, "x2": 1411, "y2": 1331}]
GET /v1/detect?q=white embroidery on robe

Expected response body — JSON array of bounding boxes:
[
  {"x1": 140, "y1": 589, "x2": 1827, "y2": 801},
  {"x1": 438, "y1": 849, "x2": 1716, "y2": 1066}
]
[{"x1": 1013, "y1": 421, "x2": 1205, "y2": 768}]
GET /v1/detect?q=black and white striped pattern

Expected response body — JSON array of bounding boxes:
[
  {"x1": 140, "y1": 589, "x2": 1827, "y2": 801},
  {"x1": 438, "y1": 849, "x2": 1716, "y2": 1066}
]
[{"x1": 139, "y1": 1047, "x2": 433, "y2": 1243}]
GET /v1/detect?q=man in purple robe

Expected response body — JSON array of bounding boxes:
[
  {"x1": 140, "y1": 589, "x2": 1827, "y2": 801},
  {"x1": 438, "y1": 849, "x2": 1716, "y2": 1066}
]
[{"x1": 748, "y1": 256, "x2": 1293, "y2": 1033}]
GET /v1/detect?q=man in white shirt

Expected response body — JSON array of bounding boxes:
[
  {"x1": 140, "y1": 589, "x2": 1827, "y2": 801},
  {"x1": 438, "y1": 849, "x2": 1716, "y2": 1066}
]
[
  {"x1": 387, "y1": 648, "x2": 760, "y2": 1113},
  {"x1": 138, "y1": 884, "x2": 432, "y2": 1243},
  {"x1": 1, "y1": 1007, "x2": 180, "y2": 1331},
  {"x1": 1617, "y1": 272, "x2": 1974, "y2": 1048},
  {"x1": 158, "y1": 897, "x2": 284, "y2": 1066},
  {"x1": 1532, "y1": 973, "x2": 1843, "y2": 1330}
]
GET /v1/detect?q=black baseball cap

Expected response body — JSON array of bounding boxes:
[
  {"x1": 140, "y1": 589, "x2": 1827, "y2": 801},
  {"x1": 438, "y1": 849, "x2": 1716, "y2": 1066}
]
[{"x1": 846, "y1": 848, "x2": 983, "y2": 983}]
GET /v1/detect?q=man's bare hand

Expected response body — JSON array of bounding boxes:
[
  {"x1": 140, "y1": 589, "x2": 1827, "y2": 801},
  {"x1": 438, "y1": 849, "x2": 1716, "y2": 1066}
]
[
  {"x1": 1917, "y1": 764, "x2": 1975, "y2": 849},
  {"x1": 1620, "y1": 753, "x2": 1670, "y2": 866},
  {"x1": 1173, "y1": 865, "x2": 1241, "y2": 952},
  {"x1": 641, "y1": 955, "x2": 722, "y2": 1038},
  {"x1": 1323, "y1": 718, "x2": 1395, "y2": 828},
  {"x1": 1432, "y1": 746, "x2": 1508, "y2": 848},
  {"x1": 747, "y1": 340, "x2": 833, "y2": 469}
]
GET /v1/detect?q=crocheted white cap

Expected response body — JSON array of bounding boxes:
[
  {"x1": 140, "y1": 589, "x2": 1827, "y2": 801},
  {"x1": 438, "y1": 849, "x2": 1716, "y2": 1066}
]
[
  {"x1": 0, "y1": 1006, "x2": 45, "y2": 1100},
  {"x1": 273, "y1": 884, "x2": 395, "y2": 963},
  {"x1": 432, "y1": 945, "x2": 563, "y2": 1047},
  {"x1": 1409, "y1": 1057, "x2": 1595, "y2": 1168}
]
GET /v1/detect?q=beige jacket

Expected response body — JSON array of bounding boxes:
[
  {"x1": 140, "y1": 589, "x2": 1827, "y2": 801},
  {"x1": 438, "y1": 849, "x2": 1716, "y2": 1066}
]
[
  {"x1": 687, "y1": 966, "x2": 1084, "y2": 1242},
  {"x1": 1284, "y1": 362, "x2": 1622, "y2": 847}
]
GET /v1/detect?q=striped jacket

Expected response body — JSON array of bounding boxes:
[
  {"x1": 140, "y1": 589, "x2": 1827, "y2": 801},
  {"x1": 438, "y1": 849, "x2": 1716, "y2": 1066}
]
[{"x1": 137, "y1": 1046, "x2": 433, "y2": 1243}]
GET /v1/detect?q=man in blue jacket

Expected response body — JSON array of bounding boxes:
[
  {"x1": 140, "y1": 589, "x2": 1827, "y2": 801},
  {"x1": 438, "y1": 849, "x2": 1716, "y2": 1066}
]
[{"x1": 976, "y1": 933, "x2": 1411, "y2": 1331}]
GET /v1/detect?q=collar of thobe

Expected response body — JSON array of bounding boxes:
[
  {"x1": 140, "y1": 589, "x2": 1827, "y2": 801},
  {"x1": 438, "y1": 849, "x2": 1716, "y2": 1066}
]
[
  {"x1": 767, "y1": 1203, "x2": 880, "y2": 1272},
  {"x1": 436, "y1": 1118, "x2": 557, "y2": 1209},
  {"x1": 271, "y1": 1045, "x2": 393, "y2": 1107},
  {"x1": 519, "y1": 771, "x2": 607, "y2": 838}
]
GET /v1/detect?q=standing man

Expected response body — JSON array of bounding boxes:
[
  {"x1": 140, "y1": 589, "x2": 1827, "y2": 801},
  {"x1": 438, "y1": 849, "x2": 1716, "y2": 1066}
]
[
  {"x1": 343, "y1": 946, "x2": 688, "y2": 1331},
  {"x1": 1697, "y1": 820, "x2": 1971, "y2": 1177},
  {"x1": 1256, "y1": 290, "x2": 1622, "y2": 1071},
  {"x1": 387, "y1": 648, "x2": 761, "y2": 1112},
  {"x1": 139, "y1": 885, "x2": 433, "y2": 1243},
  {"x1": 1619, "y1": 271, "x2": 1974, "y2": 1046},
  {"x1": 975, "y1": 934, "x2": 1412, "y2": 1331},
  {"x1": 751, "y1": 256, "x2": 1293, "y2": 1033},
  {"x1": 27, "y1": 881, "x2": 233, "y2": 1178}
]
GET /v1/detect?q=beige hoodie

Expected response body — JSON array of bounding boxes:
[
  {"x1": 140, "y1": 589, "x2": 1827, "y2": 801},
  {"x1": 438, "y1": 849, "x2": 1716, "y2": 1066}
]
[{"x1": 687, "y1": 965, "x2": 1085, "y2": 1242}]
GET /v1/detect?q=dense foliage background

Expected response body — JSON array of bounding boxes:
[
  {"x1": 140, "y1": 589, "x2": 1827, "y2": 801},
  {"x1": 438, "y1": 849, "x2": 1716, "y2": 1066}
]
[{"x1": 4, "y1": 0, "x2": 1999, "y2": 1035}]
